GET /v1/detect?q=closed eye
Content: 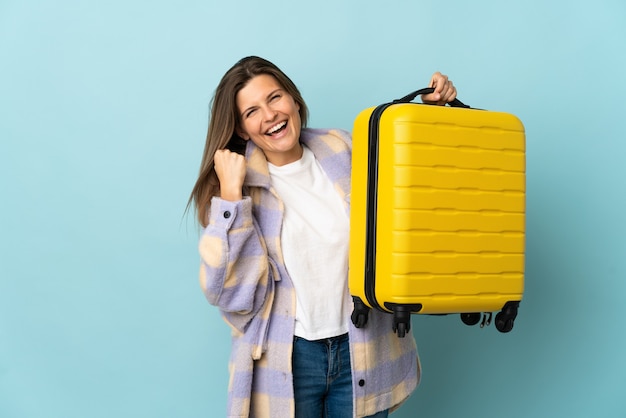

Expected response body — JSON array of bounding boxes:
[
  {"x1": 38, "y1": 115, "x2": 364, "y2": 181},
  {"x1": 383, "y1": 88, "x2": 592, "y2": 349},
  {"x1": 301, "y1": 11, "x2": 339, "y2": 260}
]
[{"x1": 241, "y1": 90, "x2": 283, "y2": 119}]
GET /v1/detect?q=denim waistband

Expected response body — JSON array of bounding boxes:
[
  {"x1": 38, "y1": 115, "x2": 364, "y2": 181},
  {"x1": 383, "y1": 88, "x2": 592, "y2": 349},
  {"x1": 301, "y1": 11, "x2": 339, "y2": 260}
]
[{"x1": 294, "y1": 332, "x2": 349, "y2": 344}]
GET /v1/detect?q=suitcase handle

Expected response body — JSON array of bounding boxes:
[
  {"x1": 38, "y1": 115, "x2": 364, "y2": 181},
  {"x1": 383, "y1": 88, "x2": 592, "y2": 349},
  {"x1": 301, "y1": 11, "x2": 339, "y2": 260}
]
[{"x1": 393, "y1": 87, "x2": 470, "y2": 108}]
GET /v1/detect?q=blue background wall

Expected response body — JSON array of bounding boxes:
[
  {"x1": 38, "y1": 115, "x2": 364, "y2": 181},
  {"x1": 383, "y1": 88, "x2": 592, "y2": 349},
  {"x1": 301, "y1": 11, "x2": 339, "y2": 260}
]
[{"x1": 1, "y1": 1, "x2": 625, "y2": 417}]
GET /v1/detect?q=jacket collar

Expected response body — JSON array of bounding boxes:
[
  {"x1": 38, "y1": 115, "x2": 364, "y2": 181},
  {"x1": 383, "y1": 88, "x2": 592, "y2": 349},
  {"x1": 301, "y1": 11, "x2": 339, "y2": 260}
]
[{"x1": 243, "y1": 142, "x2": 272, "y2": 188}]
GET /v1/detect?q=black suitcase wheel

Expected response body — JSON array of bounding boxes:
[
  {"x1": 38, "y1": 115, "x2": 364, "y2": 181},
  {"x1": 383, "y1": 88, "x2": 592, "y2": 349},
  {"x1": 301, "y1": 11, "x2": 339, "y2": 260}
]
[
  {"x1": 494, "y1": 301, "x2": 520, "y2": 333},
  {"x1": 395, "y1": 321, "x2": 408, "y2": 338},
  {"x1": 495, "y1": 312, "x2": 515, "y2": 333},
  {"x1": 391, "y1": 306, "x2": 412, "y2": 338},
  {"x1": 351, "y1": 297, "x2": 370, "y2": 328},
  {"x1": 460, "y1": 313, "x2": 481, "y2": 326},
  {"x1": 353, "y1": 313, "x2": 368, "y2": 328}
]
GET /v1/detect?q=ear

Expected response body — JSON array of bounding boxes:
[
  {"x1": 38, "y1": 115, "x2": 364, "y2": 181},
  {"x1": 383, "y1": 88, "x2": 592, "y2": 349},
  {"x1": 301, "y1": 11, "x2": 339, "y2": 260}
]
[{"x1": 236, "y1": 127, "x2": 250, "y2": 141}]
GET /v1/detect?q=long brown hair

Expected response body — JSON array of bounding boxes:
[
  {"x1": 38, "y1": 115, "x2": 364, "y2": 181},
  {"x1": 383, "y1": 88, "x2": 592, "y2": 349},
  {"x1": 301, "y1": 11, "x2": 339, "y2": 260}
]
[{"x1": 188, "y1": 56, "x2": 309, "y2": 227}]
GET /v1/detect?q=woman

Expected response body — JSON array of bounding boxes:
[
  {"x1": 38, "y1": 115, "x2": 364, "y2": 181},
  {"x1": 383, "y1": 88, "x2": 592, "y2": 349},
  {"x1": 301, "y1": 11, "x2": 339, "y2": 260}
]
[{"x1": 189, "y1": 56, "x2": 457, "y2": 418}]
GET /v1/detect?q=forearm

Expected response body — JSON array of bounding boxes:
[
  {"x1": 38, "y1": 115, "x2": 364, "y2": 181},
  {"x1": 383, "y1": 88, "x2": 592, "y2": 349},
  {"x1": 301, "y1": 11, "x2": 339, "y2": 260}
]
[{"x1": 199, "y1": 196, "x2": 270, "y2": 315}]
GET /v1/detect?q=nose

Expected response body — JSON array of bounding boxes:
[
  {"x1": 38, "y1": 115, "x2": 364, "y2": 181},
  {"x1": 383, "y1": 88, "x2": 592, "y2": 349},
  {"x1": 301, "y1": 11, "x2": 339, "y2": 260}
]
[{"x1": 261, "y1": 105, "x2": 277, "y2": 122}]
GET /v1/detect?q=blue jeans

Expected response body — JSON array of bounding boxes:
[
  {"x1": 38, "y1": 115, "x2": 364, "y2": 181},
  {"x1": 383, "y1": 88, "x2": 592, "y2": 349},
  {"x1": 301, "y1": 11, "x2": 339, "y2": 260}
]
[{"x1": 292, "y1": 334, "x2": 389, "y2": 418}]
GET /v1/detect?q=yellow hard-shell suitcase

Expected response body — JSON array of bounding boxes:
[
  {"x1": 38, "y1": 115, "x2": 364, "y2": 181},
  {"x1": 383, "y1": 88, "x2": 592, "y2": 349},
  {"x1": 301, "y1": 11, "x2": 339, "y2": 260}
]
[{"x1": 349, "y1": 88, "x2": 525, "y2": 337}]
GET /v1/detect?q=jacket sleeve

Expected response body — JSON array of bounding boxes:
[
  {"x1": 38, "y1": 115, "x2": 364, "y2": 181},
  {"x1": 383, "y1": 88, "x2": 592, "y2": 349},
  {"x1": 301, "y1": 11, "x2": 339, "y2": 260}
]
[{"x1": 198, "y1": 196, "x2": 274, "y2": 336}]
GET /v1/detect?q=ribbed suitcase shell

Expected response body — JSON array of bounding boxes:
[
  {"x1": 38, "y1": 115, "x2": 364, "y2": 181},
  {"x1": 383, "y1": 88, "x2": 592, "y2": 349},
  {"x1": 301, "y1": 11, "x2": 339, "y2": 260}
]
[{"x1": 349, "y1": 103, "x2": 525, "y2": 334}]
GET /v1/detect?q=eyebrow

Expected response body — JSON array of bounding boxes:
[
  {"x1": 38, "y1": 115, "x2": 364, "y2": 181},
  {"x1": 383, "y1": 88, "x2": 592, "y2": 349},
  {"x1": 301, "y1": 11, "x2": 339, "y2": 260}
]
[{"x1": 240, "y1": 88, "x2": 283, "y2": 117}]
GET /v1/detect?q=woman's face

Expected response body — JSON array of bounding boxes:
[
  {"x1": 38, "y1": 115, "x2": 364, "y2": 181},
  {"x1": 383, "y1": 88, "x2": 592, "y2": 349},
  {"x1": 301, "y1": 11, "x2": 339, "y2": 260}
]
[{"x1": 236, "y1": 74, "x2": 302, "y2": 166}]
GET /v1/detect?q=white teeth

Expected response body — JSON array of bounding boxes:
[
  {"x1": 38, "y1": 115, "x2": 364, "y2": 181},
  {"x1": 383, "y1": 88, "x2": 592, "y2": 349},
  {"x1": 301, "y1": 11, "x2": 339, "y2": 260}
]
[{"x1": 267, "y1": 121, "x2": 286, "y2": 134}]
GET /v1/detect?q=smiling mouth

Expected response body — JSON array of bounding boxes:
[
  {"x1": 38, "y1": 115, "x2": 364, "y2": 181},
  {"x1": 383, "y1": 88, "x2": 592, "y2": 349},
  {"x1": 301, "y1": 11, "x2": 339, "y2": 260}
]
[{"x1": 266, "y1": 121, "x2": 287, "y2": 136}]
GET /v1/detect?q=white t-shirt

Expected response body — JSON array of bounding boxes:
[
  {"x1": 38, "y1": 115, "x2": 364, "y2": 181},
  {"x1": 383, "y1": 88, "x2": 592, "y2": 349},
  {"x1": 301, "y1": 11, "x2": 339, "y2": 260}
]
[{"x1": 268, "y1": 145, "x2": 351, "y2": 340}]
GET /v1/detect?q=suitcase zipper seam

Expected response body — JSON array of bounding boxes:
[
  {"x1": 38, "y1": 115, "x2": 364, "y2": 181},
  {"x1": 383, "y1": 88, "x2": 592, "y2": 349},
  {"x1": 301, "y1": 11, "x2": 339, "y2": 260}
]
[{"x1": 364, "y1": 102, "x2": 394, "y2": 311}]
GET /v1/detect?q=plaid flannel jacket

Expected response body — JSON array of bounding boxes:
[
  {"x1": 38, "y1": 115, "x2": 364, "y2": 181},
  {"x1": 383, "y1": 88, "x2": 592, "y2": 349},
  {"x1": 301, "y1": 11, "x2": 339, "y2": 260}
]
[{"x1": 199, "y1": 128, "x2": 420, "y2": 418}]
